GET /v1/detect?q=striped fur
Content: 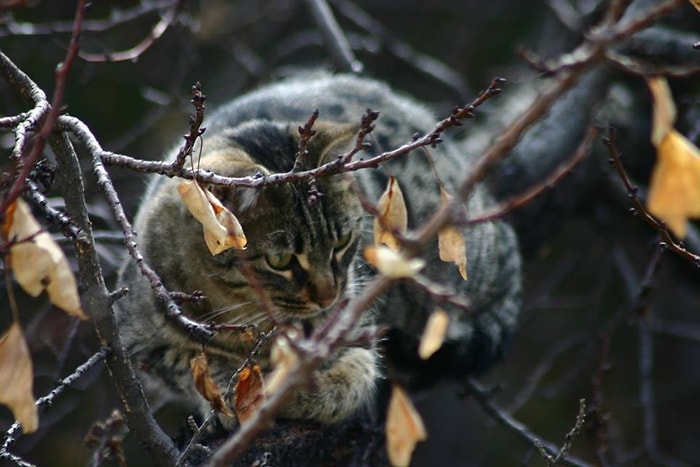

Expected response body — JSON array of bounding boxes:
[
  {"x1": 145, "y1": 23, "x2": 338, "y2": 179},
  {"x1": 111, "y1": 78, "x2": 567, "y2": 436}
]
[{"x1": 115, "y1": 73, "x2": 521, "y2": 427}]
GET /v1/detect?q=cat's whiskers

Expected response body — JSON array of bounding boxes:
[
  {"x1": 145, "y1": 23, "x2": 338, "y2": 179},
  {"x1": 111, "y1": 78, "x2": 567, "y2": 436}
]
[
  {"x1": 199, "y1": 301, "x2": 257, "y2": 323},
  {"x1": 222, "y1": 309, "x2": 272, "y2": 328}
]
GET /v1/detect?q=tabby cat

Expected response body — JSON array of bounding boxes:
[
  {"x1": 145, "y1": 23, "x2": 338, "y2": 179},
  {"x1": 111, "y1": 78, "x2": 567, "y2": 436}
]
[{"x1": 115, "y1": 73, "x2": 521, "y2": 427}]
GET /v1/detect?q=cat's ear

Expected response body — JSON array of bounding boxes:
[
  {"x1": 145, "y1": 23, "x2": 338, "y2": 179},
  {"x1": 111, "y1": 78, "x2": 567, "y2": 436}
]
[
  {"x1": 298, "y1": 121, "x2": 359, "y2": 168},
  {"x1": 198, "y1": 149, "x2": 268, "y2": 212}
]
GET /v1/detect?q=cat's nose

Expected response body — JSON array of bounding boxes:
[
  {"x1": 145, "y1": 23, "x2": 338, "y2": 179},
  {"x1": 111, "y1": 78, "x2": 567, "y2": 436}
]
[
  {"x1": 308, "y1": 281, "x2": 338, "y2": 309},
  {"x1": 316, "y1": 295, "x2": 336, "y2": 309}
]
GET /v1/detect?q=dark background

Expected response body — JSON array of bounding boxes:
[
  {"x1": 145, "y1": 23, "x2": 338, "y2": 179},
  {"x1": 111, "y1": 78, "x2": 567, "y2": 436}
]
[{"x1": 1, "y1": 1, "x2": 700, "y2": 466}]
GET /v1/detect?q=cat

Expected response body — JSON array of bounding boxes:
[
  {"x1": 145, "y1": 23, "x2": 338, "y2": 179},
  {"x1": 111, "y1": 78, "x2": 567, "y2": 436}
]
[{"x1": 114, "y1": 72, "x2": 521, "y2": 428}]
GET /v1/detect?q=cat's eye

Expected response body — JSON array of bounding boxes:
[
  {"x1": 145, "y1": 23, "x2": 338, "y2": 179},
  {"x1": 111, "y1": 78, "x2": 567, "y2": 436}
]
[
  {"x1": 265, "y1": 251, "x2": 294, "y2": 270},
  {"x1": 334, "y1": 231, "x2": 352, "y2": 251}
]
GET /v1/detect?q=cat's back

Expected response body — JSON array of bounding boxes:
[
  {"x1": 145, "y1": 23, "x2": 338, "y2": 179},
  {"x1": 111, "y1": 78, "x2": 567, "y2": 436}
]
[{"x1": 207, "y1": 73, "x2": 438, "y2": 149}]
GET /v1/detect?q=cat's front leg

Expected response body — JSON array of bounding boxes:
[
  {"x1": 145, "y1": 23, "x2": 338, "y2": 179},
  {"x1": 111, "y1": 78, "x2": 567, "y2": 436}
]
[
  {"x1": 277, "y1": 346, "x2": 380, "y2": 424},
  {"x1": 205, "y1": 346, "x2": 379, "y2": 430}
]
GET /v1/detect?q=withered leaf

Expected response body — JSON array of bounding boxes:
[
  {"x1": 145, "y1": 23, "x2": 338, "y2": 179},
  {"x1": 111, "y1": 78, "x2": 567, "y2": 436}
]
[
  {"x1": 647, "y1": 77, "x2": 676, "y2": 147},
  {"x1": 438, "y1": 188, "x2": 467, "y2": 280},
  {"x1": 689, "y1": 0, "x2": 700, "y2": 12},
  {"x1": 2, "y1": 199, "x2": 86, "y2": 319},
  {"x1": 386, "y1": 384, "x2": 427, "y2": 467},
  {"x1": 190, "y1": 352, "x2": 233, "y2": 417},
  {"x1": 233, "y1": 364, "x2": 266, "y2": 424},
  {"x1": 647, "y1": 130, "x2": 700, "y2": 238},
  {"x1": 364, "y1": 245, "x2": 425, "y2": 279},
  {"x1": 645, "y1": 77, "x2": 700, "y2": 238},
  {"x1": 0, "y1": 323, "x2": 38, "y2": 433},
  {"x1": 418, "y1": 309, "x2": 450, "y2": 360},
  {"x1": 373, "y1": 176, "x2": 408, "y2": 251},
  {"x1": 177, "y1": 180, "x2": 247, "y2": 255}
]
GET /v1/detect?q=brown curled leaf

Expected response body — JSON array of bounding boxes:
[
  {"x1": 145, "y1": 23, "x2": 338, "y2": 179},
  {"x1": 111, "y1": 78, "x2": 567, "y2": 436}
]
[
  {"x1": 233, "y1": 364, "x2": 266, "y2": 424},
  {"x1": 177, "y1": 180, "x2": 247, "y2": 255},
  {"x1": 190, "y1": 352, "x2": 233, "y2": 417},
  {"x1": 373, "y1": 176, "x2": 408, "y2": 251}
]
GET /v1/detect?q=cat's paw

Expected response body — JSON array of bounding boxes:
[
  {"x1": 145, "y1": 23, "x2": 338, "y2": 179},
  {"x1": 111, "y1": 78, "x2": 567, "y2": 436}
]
[{"x1": 280, "y1": 346, "x2": 379, "y2": 424}]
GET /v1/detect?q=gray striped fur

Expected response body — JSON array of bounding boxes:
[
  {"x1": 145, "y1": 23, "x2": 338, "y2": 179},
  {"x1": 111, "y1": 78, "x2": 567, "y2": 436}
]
[{"x1": 115, "y1": 73, "x2": 521, "y2": 427}]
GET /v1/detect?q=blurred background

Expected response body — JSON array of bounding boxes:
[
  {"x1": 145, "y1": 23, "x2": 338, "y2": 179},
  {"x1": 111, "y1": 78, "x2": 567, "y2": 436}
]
[{"x1": 1, "y1": 1, "x2": 700, "y2": 465}]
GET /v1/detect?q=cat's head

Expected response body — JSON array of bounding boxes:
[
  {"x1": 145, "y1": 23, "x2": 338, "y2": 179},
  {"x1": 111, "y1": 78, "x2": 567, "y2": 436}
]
[{"x1": 195, "y1": 120, "x2": 363, "y2": 324}]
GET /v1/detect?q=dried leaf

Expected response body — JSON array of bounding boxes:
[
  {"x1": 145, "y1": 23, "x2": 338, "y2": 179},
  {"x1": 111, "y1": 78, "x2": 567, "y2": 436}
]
[
  {"x1": 438, "y1": 188, "x2": 467, "y2": 280},
  {"x1": 190, "y1": 352, "x2": 233, "y2": 417},
  {"x1": 364, "y1": 245, "x2": 425, "y2": 278},
  {"x1": 177, "y1": 180, "x2": 247, "y2": 255},
  {"x1": 418, "y1": 309, "x2": 450, "y2": 360},
  {"x1": 647, "y1": 77, "x2": 676, "y2": 147},
  {"x1": 373, "y1": 176, "x2": 408, "y2": 251},
  {"x1": 2, "y1": 199, "x2": 86, "y2": 319},
  {"x1": 265, "y1": 335, "x2": 299, "y2": 397},
  {"x1": 647, "y1": 130, "x2": 700, "y2": 238},
  {"x1": 0, "y1": 323, "x2": 38, "y2": 433},
  {"x1": 233, "y1": 364, "x2": 266, "y2": 424},
  {"x1": 689, "y1": 0, "x2": 700, "y2": 12},
  {"x1": 386, "y1": 384, "x2": 427, "y2": 467},
  {"x1": 645, "y1": 77, "x2": 700, "y2": 238}
]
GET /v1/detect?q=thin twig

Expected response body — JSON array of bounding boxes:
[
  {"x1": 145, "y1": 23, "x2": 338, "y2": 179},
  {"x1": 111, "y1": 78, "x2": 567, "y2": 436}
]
[
  {"x1": 171, "y1": 81, "x2": 207, "y2": 171},
  {"x1": 61, "y1": 78, "x2": 502, "y2": 190},
  {"x1": 24, "y1": 180, "x2": 86, "y2": 247},
  {"x1": 506, "y1": 332, "x2": 590, "y2": 414},
  {"x1": 0, "y1": 0, "x2": 177, "y2": 37},
  {"x1": 292, "y1": 110, "x2": 320, "y2": 172},
  {"x1": 466, "y1": 125, "x2": 599, "y2": 227},
  {"x1": 0, "y1": 112, "x2": 29, "y2": 128},
  {"x1": 534, "y1": 399, "x2": 588, "y2": 466},
  {"x1": 603, "y1": 127, "x2": 700, "y2": 266},
  {"x1": 79, "y1": 1, "x2": 183, "y2": 63},
  {"x1": 0, "y1": 0, "x2": 86, "y2": 214},
  {"x1": 465, "y1": 379, "x2": 591, "y2": 467},
  {"x1": 176, "y1": 329, "x2": 274, "y2": 466},
  {"x1": 651, "y1": 320, "x2": 700, "y2": 342},
  {"x1": 302, "y1": 0, "x2": 363, "y2": 73},
  {"x1": 90, "y1": 153, "x2": 214, "y2": 343},
  {"x1": 0, "y1": 349, "x2": 107, "y2": 455},
  {"x1": 330, "y1": 0, "x2": 469, "y2": 98}
]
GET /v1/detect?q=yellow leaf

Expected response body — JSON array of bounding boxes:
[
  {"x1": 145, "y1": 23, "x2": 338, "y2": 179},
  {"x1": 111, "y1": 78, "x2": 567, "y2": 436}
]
[
  {"x1": 418, "y1": 309, "x2": 450, "y2": 360},
  {"x1": 688, "y1": 0, "x2": 700, "y2": 12},
  {"x1": 190, "y1": 352, "x2": 233, "y2": 417},
  {"x1": 364, "y1": 245, "x2": 425, "y2": 278},
  {"x1": 373, "y1": 176, "x2": 408, "y2": 251},
  {"x1": 0, "y1": 323, "x2": 38, "y2": 433},
  {"x1": 438, "y1": 188, "x2": 467, "y2": 280},
  {"x1": 386, "y1": 384, "x2": 427, "y2": 467},
  {"x1": 647, "y1": 77, "x2": 676, "y2": 147},
  {"x1": 233, "y1": 364, "x2": 266, "y2": 424},
  {"x1": 3, "y1": 199, "x2": 86, "y2": 319},
  {"x1": 647, "y1": 129, "x2": 700, "y2": 238},
  {"x1": 177, "y1": 180, "x2": 247, "y2": 255}
]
